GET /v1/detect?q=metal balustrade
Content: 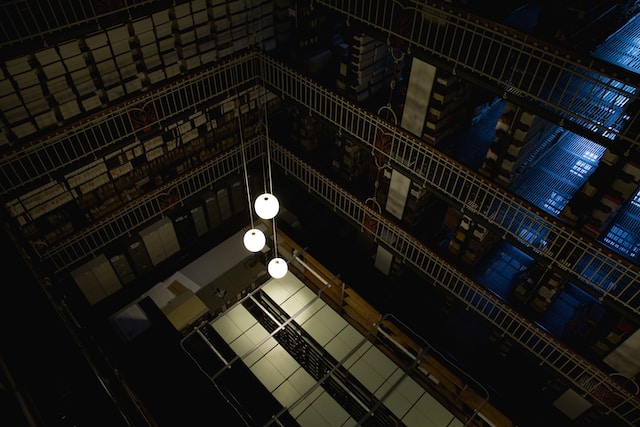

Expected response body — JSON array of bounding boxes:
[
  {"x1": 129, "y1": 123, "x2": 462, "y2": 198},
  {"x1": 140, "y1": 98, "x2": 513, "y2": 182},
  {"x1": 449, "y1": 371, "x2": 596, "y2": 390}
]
[
  {"x1": 41, "y1": 138, "x2": 261, "y2": 273},
  {"x1": 315, "y1": 0, "x2": 640, "y2": 150},
  {"x1": 3, "y1": 48, "x2": 638, "y2": 313},
  {"x1": 1, "y1": 45, "x2": 637, "y2": 422},
  {"x1": 258, "y1": 52, "x2": 640, "y2": 315},
  {"x1": 0, "y1": 53, "x2": 257, "y2": 198},
  {"x1": 3, "y1": 0, "x2": 638, "y2": 150},
  {"x1": 2, "y1": 2, "x2": 638, "y2": 424},
  {"x1": 270, "y1": 140, "x2": 640, "y2": 426}
]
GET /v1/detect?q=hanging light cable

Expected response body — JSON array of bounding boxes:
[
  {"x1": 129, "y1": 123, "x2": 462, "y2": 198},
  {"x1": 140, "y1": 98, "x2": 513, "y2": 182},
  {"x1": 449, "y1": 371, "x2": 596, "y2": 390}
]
[
  {"x1": 254, "y1": 89, "x2": 280, "y2": 220},
  {"x1": 257, "y1": 85, "x2": 287, "y2": 278},
  {"x1": 267, "y1": 216, "x2": 287, "y2": 279},
  {"x1": 238, "y1": 96, "x2": 266, "y2": 253}
]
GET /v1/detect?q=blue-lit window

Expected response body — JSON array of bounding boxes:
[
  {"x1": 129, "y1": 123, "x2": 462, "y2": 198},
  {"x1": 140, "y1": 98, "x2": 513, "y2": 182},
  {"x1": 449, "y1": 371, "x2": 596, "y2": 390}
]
[
  {"x1": 603, "y1": 225, "x2": 639, "y2": 259},
  {"x1": 518, "y1": 227, "x2": 536, "y2": 243},
  {"x1": 603, "y1": 226, "x2": 629, "y2": 251},
  {"x1": 570, "y1": 159, "x2": 593, "y2": 177},
  {"x1": 632, "y1": 190, "x2": 640, "y2": 208},
  {"x1": 582, "y1": 150, "x2": 600, "y2": 162},
  {"x1": 543, "y1": 191, "x2": 565, "y2": 215}
]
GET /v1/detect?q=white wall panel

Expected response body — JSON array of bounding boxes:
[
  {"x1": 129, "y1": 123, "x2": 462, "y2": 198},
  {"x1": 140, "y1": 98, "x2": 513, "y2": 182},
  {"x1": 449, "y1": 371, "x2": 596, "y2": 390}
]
[{"x1": 400, "y1": 58, "x2": 436, "y2": 137}]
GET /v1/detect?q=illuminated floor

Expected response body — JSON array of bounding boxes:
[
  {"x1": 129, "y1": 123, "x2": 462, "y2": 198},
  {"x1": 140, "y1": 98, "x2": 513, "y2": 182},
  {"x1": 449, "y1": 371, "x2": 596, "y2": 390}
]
[{"x1": 196, "y1": 272, "x2": 466, "y2": 426}]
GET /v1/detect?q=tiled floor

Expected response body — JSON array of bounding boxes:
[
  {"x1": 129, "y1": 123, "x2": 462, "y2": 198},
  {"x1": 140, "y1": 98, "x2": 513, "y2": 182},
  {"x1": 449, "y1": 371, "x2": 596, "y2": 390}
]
[{"x1": 202, "y1": 273, "x2": 465, "y2": 426}]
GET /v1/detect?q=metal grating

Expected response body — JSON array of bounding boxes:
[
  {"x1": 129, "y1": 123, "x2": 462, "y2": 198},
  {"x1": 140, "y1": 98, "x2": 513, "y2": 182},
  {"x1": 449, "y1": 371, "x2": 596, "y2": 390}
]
[
  {"x1": 511, "y1": 134, "x2": 605, "y2": 215},
  {"x1": 592, "y1": 12, "x2": 640, "y2": 74},
  {"x1": 7, "y1": 49, "x2": 637, "y2": 314},
  {"x1": 2, "y1": 1, "x2": 638, "y2": 147},
  {"x1": 41, "y1": 137, "x2": 263, "y2": 273},
  {"x1": 513, "y1": 169, "x2": 574, "y2": 216},
  {"x1": 602, "y1": 191, "x2": 640, "y2": 260}
]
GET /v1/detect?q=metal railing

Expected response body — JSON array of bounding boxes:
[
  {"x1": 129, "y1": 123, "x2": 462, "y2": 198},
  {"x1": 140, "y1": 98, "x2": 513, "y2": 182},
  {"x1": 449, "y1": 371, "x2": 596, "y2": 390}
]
[
  {"x1": 0, "y1": 0, "x2": 167, "y2": 48},
  {"x1": 2, "y1": 0, "x2": 638, "y2": 150},
  {"x1": 40, "y1": 137, "x2": 261, "y2": 273},
  {"x1": 270, "y1": 139, "x2": 640, "y2": 426},
  {"x1": 258, "y1": 51, "x2": 640, "y2": 315},
  {"x1": 3, "y1": 48, "x2": 638, "y2": 314},
  {"x1": 3, "y1": 47, "x2": 634, "y2": 423},
  {"x1": 315, "y1": 0, "x2": 640, "y2": 150},
  {"x1": 0, "y1": 54, "x2": 257, "y2": 198}
]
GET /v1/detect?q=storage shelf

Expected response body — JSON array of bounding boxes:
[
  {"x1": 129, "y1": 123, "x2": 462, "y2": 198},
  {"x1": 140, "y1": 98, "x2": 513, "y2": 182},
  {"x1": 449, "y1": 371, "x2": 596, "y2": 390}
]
[
  {"x1": 259, "y1": 53, "x2": 640, "y2": 318},
  {"x1": 0, "y1": 0, "x2": 275, "y2": 145},
  {"x1": 272, "y1": 142, "x2": 640, "y2": 424}
]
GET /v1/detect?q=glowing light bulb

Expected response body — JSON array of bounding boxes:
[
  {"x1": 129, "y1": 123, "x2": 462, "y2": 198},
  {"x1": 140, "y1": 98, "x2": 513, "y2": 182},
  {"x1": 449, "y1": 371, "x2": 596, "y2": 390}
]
[
  {"x1": 243, "y1": 228, "x2": 266, "y2": 252},
  {"x1": 268, "y1": 257, "x2": 288, "y2": 279},
  {"x1": 254, "y1": 193, "x2": 279, "y2": 219}
]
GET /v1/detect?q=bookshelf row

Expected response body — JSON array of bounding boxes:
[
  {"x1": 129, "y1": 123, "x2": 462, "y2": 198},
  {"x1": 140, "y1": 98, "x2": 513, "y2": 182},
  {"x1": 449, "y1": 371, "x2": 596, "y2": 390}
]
[{"x1": 0, "y1": 0, "x2": 275, "y2": 147}]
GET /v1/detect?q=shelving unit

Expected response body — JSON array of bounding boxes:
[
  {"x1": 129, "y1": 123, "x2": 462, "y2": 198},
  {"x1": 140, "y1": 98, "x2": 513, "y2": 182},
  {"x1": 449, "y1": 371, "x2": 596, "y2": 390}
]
[
  {"x1": 3, "y1": 68, "x2": 287, "y2": 255},
  {"x1": 512, "y1": 264, "x2": 566, "y2": 313},
  {"x1": 0, "y1": 0, "x2": 275, "y2": 146},
  {"x1": 480, "y1": 102, "x2": 559, "y2": 186},
  {"x1": 287, "y1": 104, "x2": 324, "y2": 152},
  {"x1": 336, "y1": 32, "x2": 394, "y2": 102},
  {"x1": 422, "y1": 69, "x2": 471, "y2": 145},
  {"x1": 561, "y1": 147, "x2": 640, "y2": 238},
  {"x1": 70, "y1": 253, "x2": 124, "y2": 305},
  {"x1": 259, "y1": 53, "x2": 640, "y2": 319},
  {"x1": 7, "y1": 47, "x2": 633, "y2": 332},
  {"x1": 334, "y1": 134, "x2": 370, "y2": 183},
  {"x1": 2, "y1": 2, "x2": 640, "y2": 426},
  {"x1": 375, "y1": 167, "x2": 432, "y2": 226},
  {"x1": 447, "y1": 213, "x2": 499, "y2": 267}
]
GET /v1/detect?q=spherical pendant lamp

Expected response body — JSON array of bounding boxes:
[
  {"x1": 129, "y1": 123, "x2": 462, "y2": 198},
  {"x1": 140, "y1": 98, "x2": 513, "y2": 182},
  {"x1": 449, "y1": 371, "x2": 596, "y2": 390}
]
[
  {"x1": 254, "y1": 192, "x2": 279, "y2": 219},
  {"x1": 243, "y1": 228, "x2": 266, "y2": 252},
  {"x1": 267, "y1": 257, "x2": 288, "y2": 279}
]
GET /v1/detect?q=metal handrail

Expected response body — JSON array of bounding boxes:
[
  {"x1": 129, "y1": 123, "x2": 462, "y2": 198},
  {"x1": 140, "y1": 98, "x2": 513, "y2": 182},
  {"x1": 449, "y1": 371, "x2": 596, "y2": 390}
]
[
  {"x1": 257, "y1": 51, "x2": 640, "y2": 315},
  {"x1": 315, "y1": 0, "x2": 640, "y2": 150},
  {"x1": 270, "y1": 139, "x2": 640, "y2": 426}
]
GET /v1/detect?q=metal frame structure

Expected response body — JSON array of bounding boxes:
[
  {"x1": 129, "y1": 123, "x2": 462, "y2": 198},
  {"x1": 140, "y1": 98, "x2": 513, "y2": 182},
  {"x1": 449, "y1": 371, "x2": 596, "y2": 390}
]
[
  {"x1": 11, "y1": 49, "x2": 638, "y2": 315},
  {"x1": 270, "y1": 139, "x2": 640, "y2": 425},
  {"x1": 315, "y1": 0, "x2": 640, "y2": 150},
  {"x1": 258, "y1": 52, "x2": 640, "y2": 315},
  {"x1": 1, "y1": 2, "x2": 640, "y2": 424}
]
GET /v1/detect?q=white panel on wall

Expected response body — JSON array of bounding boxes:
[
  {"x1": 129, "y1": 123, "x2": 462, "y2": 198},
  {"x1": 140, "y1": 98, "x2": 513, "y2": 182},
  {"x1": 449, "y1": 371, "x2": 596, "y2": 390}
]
[
  {"x1": 400, "y1": 58, "x2": 436, "y2": 137},
  {"x1": 603, "y1": 328, "x2": 640, "y2": 378},
  {"x1": 140, "y1": 225, "x2": 166, "y2": 265},
  {"x1": 385, "y1": 169, "x2": 411, "y2": 220},
  {"x1": 157, "y1": 217, "x2": 181, "y2": 257},
  {"x1": 217, "y1": 187, "x2": 232, "y2": 220},
  {"x1": 190, "y1": 204, "x2": 208, "y2": 237},
  {"x1": 552, "y1": 389, "x2": 592, "y2": 420},
  {"x1": 92, "y1": 255, "x2": 123, "y2": 296},
  {"x1": 71, "y1": 268, "x2": 105, "y2": 305},
  {"x1": 374, "y1": 245, "x2": 393, "y2": 275},
  {"x1": 71, "y1": 254, "x2": 123, "y2": 305}
]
